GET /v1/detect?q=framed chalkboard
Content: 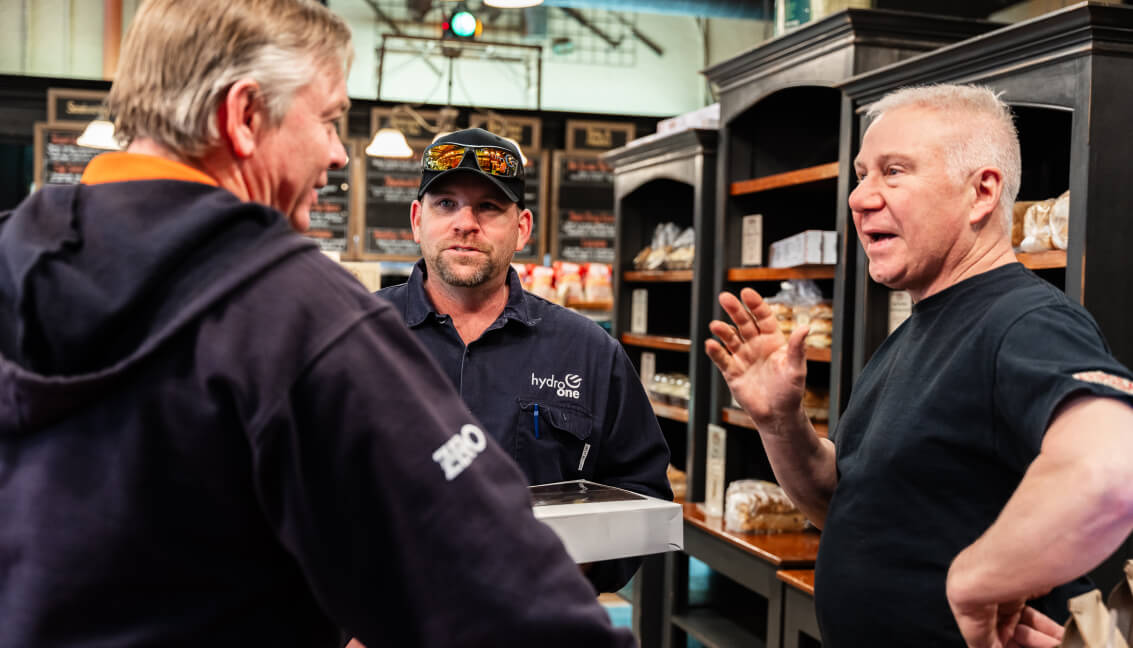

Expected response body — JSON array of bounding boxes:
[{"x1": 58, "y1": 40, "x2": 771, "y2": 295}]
[
  {"x1": 47, "y1": 88, "x2": 108, "y2": 125},
  {"x1": 515, "y1": 150, "x2": 548, "y2": 263},
  {"x1": 33, "y1": 122, "x2": 104, "y2": 188},
  {"x1": 359, "y1": 151, "x2": 422, "y2": 260},
  {"x1": 469, "y1": 113, "x2": 542, "y2": 152},
  {"x1": 303, "y1": 139, "x2": 359, "y2": 256},
  {"x1": 550, "y1": 151, "x2": 616, "y2": 264},
  {"x1": 564, "y1": 119, "x2": 636, "y2": 153}
]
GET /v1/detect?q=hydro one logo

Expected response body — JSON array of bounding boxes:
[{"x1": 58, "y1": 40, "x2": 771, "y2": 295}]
[{"x1": 531, "y1": 372, "x2": 583, "y2": 399}]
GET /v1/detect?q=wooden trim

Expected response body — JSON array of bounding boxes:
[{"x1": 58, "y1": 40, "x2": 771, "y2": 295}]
[
  {"x1": 1018, "y1": 249, "x2": 1067, "y2": 270},
  {"x1": 623, "y1": 269, "x2": 694, "y2": 282},
  {"x1": 565, "y1": 299, "x2": 613, "y2": 311},
  {"x1": 729, "y1": 162, "x2": 839, "y2": 196},
  {"x1": 727, "y1": 265, "x2": 836, "y2": 282},
  {"x1": 620, "y1": 333, "x2": 691, "y2": 352},
  {"x1": 650, "y1": 399, "x2": 689, "y2": 422},
  {"x1": 102, "y1": 0, "x2": 122, "y2": 80}
]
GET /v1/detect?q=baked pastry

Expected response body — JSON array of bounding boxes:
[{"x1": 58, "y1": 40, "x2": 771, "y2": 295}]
[
  {"x1": 1011, "y1": 201, "x2": 1035, "y2": 248},
  {"x1": 1050, "y1": 190, "x2": 1069, "y2": 251},
  {"x1": 1020, "y1": 199, "x2": 1055, "y2": 252},
  {"x1": 724, "y1": 480, "x2": 808, "y2": 534}
]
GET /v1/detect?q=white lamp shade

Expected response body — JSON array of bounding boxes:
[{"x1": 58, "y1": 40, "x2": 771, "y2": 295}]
[
  {"x1": 484, "y1": 0, "x2": 543, "y2": 7},
  {"x1": 366, "y1": 127, "x2": 414, "y2": 158},
  {"x1": 76, "y1": 120, "x2": 121, "y2": 150}
]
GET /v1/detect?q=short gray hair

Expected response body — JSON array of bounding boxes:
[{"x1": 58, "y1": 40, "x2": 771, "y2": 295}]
[
  {"x1": 108, "y1": 0, "x2": 352, "y2": 160},
  {"x1": 867, "y1": 84, "x2": 1021, "y2": 228}
]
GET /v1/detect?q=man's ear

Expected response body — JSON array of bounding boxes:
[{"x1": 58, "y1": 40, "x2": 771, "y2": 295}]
[
  {"x1": 969, "y1": 166, "x2": 1004, "y2": 227},
  {"x1": 515, "y1": 207, "x2": 533, "y2": 252},
  {"x1": 220, "y1": 79, "x2": 265, "y2": 160},
  {"x1": 410, "y1": 199, "x2": 423, "y2": 244}
]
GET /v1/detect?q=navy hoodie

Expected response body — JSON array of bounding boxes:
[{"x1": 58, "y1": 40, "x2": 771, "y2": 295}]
[{"x1": 0, "y1": 155, "x2": 635, "y2": 648}]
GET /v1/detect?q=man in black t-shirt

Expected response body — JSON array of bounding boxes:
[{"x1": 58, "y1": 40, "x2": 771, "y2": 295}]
[{"x1": 705, "y1": 84, "x2": 1133, "y2": 647}]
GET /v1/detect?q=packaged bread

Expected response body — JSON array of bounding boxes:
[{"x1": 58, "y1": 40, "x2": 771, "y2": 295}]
[
  {"x1": 1011, "y1": 201, "x2": 1035, "y2": 248},
  {"x1": 1050, "y1": 190, "x2": 1069, "y2": 251},
  {"x1": 1020, "y1": 199, "x2": 1055, "y2": 252},
  {"x1": 802, "y1": 301, "x2": 833, "y2": 348},
  {"x1": 724, "y1": 479, "x2": 808, "y2": 534},
  {"x1": 803, "y1": 387, "x2": 829, "y2": 422}
]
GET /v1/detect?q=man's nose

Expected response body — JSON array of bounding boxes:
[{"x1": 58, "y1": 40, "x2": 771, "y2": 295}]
[
  {"x1": 329, "y1": 134, "x2": 348, "y2": 171},
  {"x1": 848, "y1": 175, "x2": 882, "y2": 213}
]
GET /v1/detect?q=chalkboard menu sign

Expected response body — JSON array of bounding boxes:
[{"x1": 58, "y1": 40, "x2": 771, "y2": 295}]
[
  {"x1": 304, "y1": 142, "x2": 355, "y2": 255},
  {"x1": 551, "y1": 151, "x2": 616, "y2": 264},
  {"x1": 565, "y1": 120, "x2": 636, "y2": 153},
  {"x1": 33, "y1": 122, "x2": 103, "y2": 188},
  {"x1": 469, "y1": 113, "x2": 542, "y2": 152},
  {"x1": 362, "y1": 152, "x2": 422, "y2": 259},
  {"x1": 515, "y1": 151, "x2": 547, "y2": 262},
  {"x1": 47, "y1": 88, "x2": 109, "y2": 125}
]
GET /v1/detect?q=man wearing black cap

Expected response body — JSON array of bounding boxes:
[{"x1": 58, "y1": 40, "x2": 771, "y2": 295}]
[{"x1": 378, "y1": 128, "x2": 673, "y2": 593}]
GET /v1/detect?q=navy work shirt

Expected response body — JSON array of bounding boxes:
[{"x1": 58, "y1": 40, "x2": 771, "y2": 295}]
[{"x1": 378, "y1": 260, "x2": 673, "y2": 591}]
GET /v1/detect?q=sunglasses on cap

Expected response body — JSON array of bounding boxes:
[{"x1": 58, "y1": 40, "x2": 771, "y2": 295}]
[{"x1": 422, "y1": 144, "x2": 523, "y2": 178}]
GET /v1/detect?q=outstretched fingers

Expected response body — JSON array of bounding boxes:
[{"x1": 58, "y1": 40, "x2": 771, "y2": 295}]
[{"x1": 718, "y1": 290, "x2": 762, "y2": 342}]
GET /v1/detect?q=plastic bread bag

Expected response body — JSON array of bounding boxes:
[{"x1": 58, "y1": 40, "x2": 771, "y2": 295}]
[
  {"x1": 582, "y1": 263, "x2": 612, "y2": 302},
  {"x1": 724, "y1": 479, "x2": 808, "y2": 534},
  {"x1": 641, "y1": 222, "x2": 681, "y2": 270},
  {"x1": 664, "y1": 226, "x2": 696, "y2": 270}
]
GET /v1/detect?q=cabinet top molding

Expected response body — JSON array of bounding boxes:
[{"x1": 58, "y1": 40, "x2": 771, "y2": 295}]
[
  {"x1": 841, "y1": 2, "x2": 1133, "y2": 105},
  {"x1": 704, "y1": 10, "x2": 998, "y2": 95}
]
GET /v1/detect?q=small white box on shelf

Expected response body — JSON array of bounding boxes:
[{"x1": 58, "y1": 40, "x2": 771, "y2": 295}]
[
  {"x1": 630, "y1": 289, "x2": 648, "y2": 334},
  {"x1": 769, "y1": 230, "x2": 824, "y2": 268},
  {"x1": 702, "y1": 424, "x2": 727, "y2": 517},
  {"x1": 821, "y1": 231, "x2": 838, "y2": 264},
  {"x1": 532, "y1": 480, "x2": 683, "y2": 563},
  {"x1": 741, "y1": 214, "x2": 764, "y2": 266},
  {"x1": 639, "y1": 351, "x2": 656, "y2": 388}
]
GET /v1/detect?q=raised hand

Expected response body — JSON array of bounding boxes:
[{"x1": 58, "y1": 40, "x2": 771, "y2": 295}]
[{"x1": 704, "y1": 287, "x2": 809, "y2": 435}]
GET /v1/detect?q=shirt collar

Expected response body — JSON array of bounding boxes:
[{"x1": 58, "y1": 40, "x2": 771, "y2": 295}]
[
  {"x1": 80, "y1": 151, "x2": 219, "y2": 186},
  {"x1": 404, "y1": 258, "x2": 537, "y2": 329}
]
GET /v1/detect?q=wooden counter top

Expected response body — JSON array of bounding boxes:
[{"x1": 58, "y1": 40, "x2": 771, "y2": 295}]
[
  {"x1": 777, "y1": 569, "x2": 816, "y2": 596},
  {"x1": 682, "y1": 502, "x2": 820, "y2": 568}
]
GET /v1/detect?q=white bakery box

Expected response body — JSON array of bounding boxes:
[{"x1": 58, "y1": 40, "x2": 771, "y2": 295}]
[{"x1": 531, "y1": 480, "x2": 683, "y2": 563}]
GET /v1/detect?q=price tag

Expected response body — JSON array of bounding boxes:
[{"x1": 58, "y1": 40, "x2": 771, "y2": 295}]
[
  {"x1": 741, "y1": 214, "x2": 763, "y2": 266},
  {"x1": 630, "y1": 289, "x2": 648, "y2": 334},
  {"x1": 704, "y1": 424, "x2": 727, "y2": 517},
  {"x1": 639, "y1": 351, "x2": 656, "y2": 389}
]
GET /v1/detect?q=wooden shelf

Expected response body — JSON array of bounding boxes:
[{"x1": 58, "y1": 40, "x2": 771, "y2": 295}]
[
  {"x1": 730, "y1": 162, "x2": 839, "y2": 196},
  {"x1": 620, "y1": 333, "x2": 691, "y2": 352},
  {"x1": 672, "y1": 609, "x2": 764, "y2": 648},
  {"x1": 624, "y1": 269, "x2": 694, "y2": 282},
  {"x1": 650, "y1": 399, "x2": 690, "y2": 422},
  {"x1": 727, "y1": 265, "x2": 836, "y2": 282},
  {"x1": 721, "y1": 407, "x2": 828, "y2": 438},
  {"x1": 805, "y1": 346, "x2": 831, "y2": 363},
  {"x1": 565, "y1": 298, "x2": 613, "y2": 311},
  {"x1": 683, "y1": 502, "x2": 820, "y2": 567},
  {"x1": 1018, "y1": 249, "x2": 1067, "y2": 270}
]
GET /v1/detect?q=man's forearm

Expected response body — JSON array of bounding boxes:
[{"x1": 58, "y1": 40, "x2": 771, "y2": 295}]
[
  {"x1": 948, "y1": 397, "x2": 1133, "y2": 608},
  {"x1": 758, "y1": 407, "x2": 838, "y2": 528}
]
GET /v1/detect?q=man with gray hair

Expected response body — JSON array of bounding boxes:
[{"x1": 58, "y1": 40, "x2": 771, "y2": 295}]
[
  {"x1": 706, "y1": 83, "x2": 1133, "y2": 647},
  {"x1": 0, "y1": 1, "x2": 634, "y2": 646}
]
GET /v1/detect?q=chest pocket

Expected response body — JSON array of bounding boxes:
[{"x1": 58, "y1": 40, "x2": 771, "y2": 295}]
[{"x1": 516, "y1": 399, "x2": 595, "y2": 485}]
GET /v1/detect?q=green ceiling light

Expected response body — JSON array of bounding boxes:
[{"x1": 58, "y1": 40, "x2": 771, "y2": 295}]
[{"x1": 445, "y1": 8, "x2": 482, "y2": 39}]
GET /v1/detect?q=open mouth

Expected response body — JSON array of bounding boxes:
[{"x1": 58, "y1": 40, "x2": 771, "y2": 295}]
[{"x1": 867, "y1": 233, "x2": 896, "y2": 244}]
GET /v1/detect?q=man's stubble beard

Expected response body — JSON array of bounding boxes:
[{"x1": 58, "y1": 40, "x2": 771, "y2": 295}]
[{"x1": 431, "y1": 246, "x2": 510, "y2": 288}]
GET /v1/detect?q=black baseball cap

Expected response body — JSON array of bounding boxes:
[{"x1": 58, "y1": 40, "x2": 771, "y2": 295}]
[{"x1": 417, "y1": 128, "x2": 526, "y2": 210}]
